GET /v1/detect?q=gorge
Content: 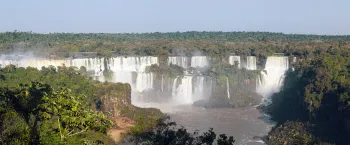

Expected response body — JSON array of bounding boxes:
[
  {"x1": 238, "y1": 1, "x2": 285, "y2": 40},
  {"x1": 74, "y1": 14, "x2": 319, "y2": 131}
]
[{"x1": 0, "y1": 54, "x2": 291, "y2": 144}]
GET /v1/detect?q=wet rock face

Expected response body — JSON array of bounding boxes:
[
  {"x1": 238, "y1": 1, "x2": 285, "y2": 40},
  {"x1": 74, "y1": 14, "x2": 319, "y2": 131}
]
[{"x1": 97, "y1": 82, "x2": 132, "y2": 117}]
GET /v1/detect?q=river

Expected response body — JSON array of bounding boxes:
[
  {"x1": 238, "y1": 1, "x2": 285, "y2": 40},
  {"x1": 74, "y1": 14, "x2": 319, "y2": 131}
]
[{"x1": 135, "y1": 103, "x2": 274, "y2": 145}]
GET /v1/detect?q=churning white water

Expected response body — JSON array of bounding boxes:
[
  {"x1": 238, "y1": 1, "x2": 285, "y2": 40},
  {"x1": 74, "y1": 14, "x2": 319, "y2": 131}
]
[{"x1": 256, "y1": 56, "x2": 289, "y2": 101}]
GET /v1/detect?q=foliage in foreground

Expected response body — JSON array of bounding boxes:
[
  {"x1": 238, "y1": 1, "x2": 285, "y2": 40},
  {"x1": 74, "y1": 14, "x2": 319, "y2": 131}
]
[
  {"x1": 123, "y1": 116, "x2": 235, "y2": 145},
  {"x1": 0, "y1": 82, "x2": 113, "y2": 145}
]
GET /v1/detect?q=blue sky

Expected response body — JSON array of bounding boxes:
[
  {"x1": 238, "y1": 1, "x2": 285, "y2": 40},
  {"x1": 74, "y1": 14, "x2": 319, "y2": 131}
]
[{"x1": 1, "y1": 0, "x2": 349, "y2": 35}]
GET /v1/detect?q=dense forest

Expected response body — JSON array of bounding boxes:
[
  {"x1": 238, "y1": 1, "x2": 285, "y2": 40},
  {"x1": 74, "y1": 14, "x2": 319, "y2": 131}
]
[
  {"x1": 1, "y1": 31, "x2": 350, "y2": 62},
  {"x1": 264, "y1": 48, "x2": 350, "y2": 144},
  {"x1": 1, "y1": 31, "x2": 350, "y2": 144}
]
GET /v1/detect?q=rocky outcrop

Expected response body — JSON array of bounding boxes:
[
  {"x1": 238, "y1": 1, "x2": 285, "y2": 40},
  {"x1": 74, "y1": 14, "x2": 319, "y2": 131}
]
[
  {"x1": 96, "y1": 82, "x2": 163, "y2": 143},
  {"x1": 96, "y1": 82, "x2": 132, "y2": 118}
]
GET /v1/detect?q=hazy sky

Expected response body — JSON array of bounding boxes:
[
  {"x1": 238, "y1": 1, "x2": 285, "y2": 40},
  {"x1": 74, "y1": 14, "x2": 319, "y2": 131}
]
[{"x1": 1, "y1": 0, "x2": 349, "y2": 35}]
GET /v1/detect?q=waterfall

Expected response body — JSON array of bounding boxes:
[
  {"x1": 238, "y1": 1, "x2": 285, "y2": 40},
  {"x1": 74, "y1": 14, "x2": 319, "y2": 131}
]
[
  {"x1": 161, "y1": 75, "x2": 164, "y2": 92},
  {"x1": 71, "y1": 58, "x2": 105, "y2": 72},
  {"x1": 168, "y1": 56, "x2": 209, "y2": 68},
  {"x1": 173, "y1": 76, "x2": 193, "y2": 104},
  {"x1": 229, "y1": 56, "x2": 241, "y2": 68},
  {"x1": 108, "y1": 56, "x2": 158, "y2": 72},
  {"x1": 19, "y1": 59, "x2": 70, "y2": 69},
  {"x1": 246, "y1": 56, "x2": 257, "y2": 70},
  {"x1": 230, "y1": 56, "x2": 256, "y2": 70},
  {"x1": 257, "y1": 56, "x2": 289, "y2": 101},
  {"x1": 2, "y1": 55, "x2": 285, "y2": 106},
  {"x1": 193, "y1": 76, "x2": 205, "y2": 101},
  {"x1": 256, "y1": 74, "x2": 262, "y2": 91},
  {"x1": 171, "y1": 76, "x2": 207, "y2": 104},
  {"x1": 0, "y1": 57, "x2": 107, "y2": 73},
  {"x1": 168, "y1": 56, "x2": 190, "y2": 68},
  {"x1": 108, "y1": 56, "x2": 158, "y2": 92},
  {"x1": 191, "y1": 56, "x2": 209, "y2": 68},
  {"x1": 172, "y1": 77, "x2": 179, "y2": 97},
  {"x1": 226, "y1": 77, "x2": 230, "y2": 99},
  {"x1": 135, "y1": 73, "x2": 154, "y2": 92},
  {"x1": 209, "y1": 78, "x2": 213, "y2": 99}
]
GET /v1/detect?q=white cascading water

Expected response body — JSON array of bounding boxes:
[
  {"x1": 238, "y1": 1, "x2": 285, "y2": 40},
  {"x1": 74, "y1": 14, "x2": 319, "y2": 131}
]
[
  {"x1": 173, "y1": 76, "x2": 193, "y2": 104},
  {"x1": 23, "y1": 59, "x2": 68, "y2": 69},
  {"x1": 226, "y1": 77, "x2": 230, "y2": 99},
  {"x1": 256, "y1": 74, "x2": 262, "y2": 91},
  {"x1": 193, "y1": 76, "x2": 205, "y2": 101},
  {"x1": 167, "y1": 56, "x2": 209, "y2": 104},
  {"x1": 191, "y1": 56, "x2": 209, "y2": 68},
  {"x1": 257, "y1": 56, "x2": 289, "y2": 101},
  {"x1": 229, "y1": 56, "x2": 256, "y2": 70},
  {"x1": 161, "y1": 75, "x2": 164, "y2": 92},
  {"x1": 229, "y1": 56, "x2": 241, "y2": 68},
  {"x1": 168, "y1": 56, "x2": 209, "y2": 68},
  {"x1": 70, "y1": 58, "x2": 105, "y2": 76},
  {"x1": 135, "y1": 73, "x2": 154, "y2": 92},
  {"x1": 245, "y1": 56, "x2": 257, "y2": 70},
  {"x1": 107, "y1": 56, "x2": 158, "y2": 93},
  {"x1": 0, "y1": 55, "x2": 211, "y2": 105},
  {"x1": 172, "y1": 76, "x2": 207, "y2": 104},
  {"x1": 168, "y1": 56, "x2": 190, "y2": 68},
  {"x1": 172, "y1": 77, "x2": 179, "y2": 97},
  {"x1": 108, "y1": 56, "x2": 157, "y2": 72},
  {"x1": 0, "y1": 56, "x2": 158, "y2": 104},
  {"x1": 0, "y1": 58, "x2": 106, "y2": 77}
]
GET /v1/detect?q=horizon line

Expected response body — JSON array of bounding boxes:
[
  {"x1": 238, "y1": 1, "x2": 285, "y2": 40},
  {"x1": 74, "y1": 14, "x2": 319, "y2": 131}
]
[{"x1": 1, "y1": 30, "x2": 349, "y2": 37}]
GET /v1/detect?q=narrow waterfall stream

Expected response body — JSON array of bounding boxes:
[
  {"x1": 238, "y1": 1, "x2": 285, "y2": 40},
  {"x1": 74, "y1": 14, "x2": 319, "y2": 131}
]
[{"x1": 227, "y1": 77, "x2": 230, "y2": 99}]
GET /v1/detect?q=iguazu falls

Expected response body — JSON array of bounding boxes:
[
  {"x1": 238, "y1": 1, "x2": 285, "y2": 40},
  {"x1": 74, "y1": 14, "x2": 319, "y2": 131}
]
[
  {"x1": 0, "y1": 55, "x2": 290, "y2": 106},
  {"x1": 1, "y1": 1, "x2": 350, "y2": 144},
  {"x1": 1, "y1": 53, "x2": 292, "y2": 144}
]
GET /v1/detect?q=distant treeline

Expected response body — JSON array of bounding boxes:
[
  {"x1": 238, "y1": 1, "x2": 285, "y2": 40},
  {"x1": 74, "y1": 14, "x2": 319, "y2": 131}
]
[
  {"x1": 1, "y1": 31, "x2": 350, "y2": 43},
  {"x1": 1, "y1": 31, "x2": 350, "y2": 60}
]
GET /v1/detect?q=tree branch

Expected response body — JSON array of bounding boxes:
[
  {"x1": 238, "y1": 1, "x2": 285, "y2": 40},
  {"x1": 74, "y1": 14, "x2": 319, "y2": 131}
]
[{"x1": 68, "y1": 127, "x2": 89, "y2": 137}]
